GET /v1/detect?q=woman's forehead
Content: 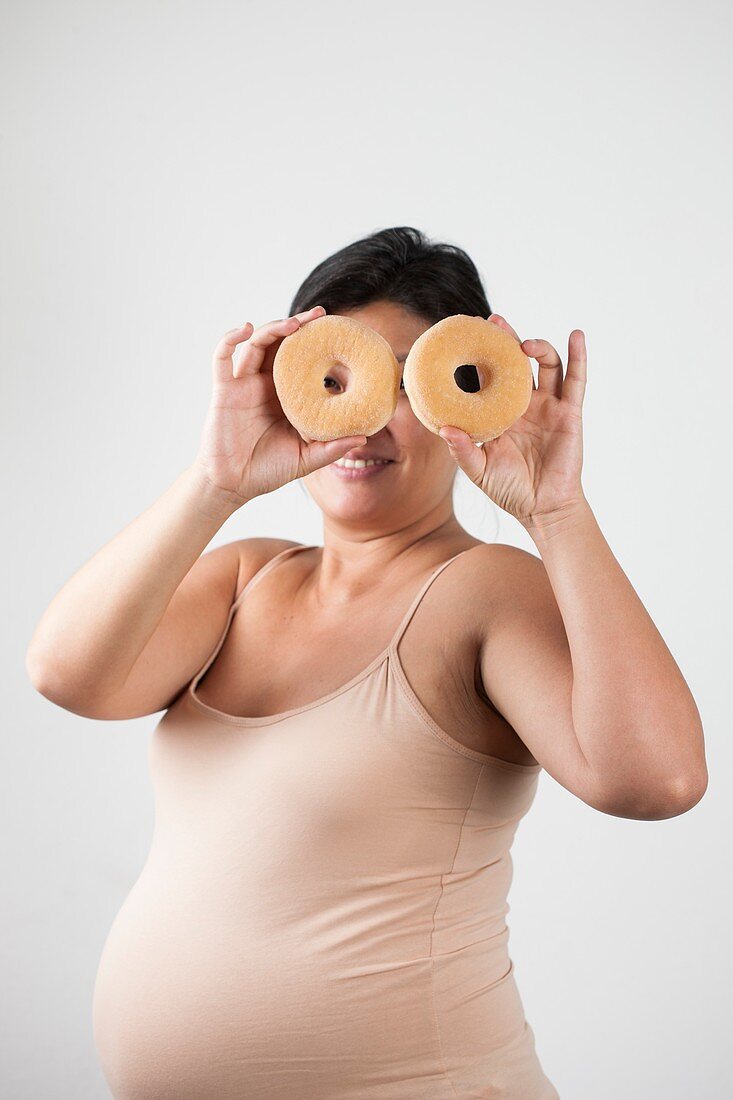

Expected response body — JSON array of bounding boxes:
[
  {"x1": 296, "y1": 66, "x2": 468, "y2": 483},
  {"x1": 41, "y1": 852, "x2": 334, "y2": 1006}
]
[{"x1": 339, "y1": 300, "x2": 432, "y2": 353}]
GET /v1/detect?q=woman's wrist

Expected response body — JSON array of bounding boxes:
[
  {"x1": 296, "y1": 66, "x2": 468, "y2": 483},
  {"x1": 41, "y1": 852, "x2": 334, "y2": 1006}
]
[
  {"x1": 519, "y1": 493, "x2": 593, "y2": 545},
  {"x1": 182, "y1": 464, "x2": 252, "y2": 523}
]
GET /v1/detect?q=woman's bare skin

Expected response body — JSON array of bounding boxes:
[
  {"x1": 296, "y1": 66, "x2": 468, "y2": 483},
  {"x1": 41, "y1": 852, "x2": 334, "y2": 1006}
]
[
  {"x1": 27, "y1": 299, "x2": 707, "y2": 817},
  {"x1": 192, "y1": 536, "x2": 541, "y2": 768}
]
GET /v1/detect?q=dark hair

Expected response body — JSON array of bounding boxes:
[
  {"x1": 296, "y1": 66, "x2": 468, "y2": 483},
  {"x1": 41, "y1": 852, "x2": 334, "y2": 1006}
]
[{"x1": 288, "y1": 226, "x2": 492, "y2": 324}]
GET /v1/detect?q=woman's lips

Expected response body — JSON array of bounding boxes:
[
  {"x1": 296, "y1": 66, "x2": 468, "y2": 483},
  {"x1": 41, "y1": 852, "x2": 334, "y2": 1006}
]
[{"x1": 329, "y1": 461, "x2": 395, "y2": 480}]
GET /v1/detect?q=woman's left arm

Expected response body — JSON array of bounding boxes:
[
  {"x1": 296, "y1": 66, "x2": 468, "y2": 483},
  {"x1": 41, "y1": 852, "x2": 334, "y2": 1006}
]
[{"x1": 439, "y1": 316, "x2": 708, "y2": 820}]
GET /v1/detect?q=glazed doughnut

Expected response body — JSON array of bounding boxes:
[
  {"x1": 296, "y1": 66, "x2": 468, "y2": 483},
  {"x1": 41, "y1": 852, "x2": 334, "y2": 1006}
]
[
  {"x1": 273, "y1": 314, "x2": 401, "y2": 441},
  {"x1": 403, "y1": 314, "x2": 533, "y2": 444}
]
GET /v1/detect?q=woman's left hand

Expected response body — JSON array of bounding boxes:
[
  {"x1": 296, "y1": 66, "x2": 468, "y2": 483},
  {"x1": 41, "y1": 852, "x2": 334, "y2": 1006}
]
[{"x1": 438, "y1": 316, "x2": 588, "y2": 527}]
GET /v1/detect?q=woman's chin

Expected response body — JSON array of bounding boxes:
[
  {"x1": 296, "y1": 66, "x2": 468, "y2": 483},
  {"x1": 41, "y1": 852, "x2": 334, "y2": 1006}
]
[{"x1": 308, "y1": 473, "x2": 400, "y2": 517}]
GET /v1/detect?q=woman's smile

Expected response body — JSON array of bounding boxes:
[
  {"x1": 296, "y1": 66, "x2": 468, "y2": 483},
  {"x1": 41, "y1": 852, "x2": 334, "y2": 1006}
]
[{"x1": 329, "y1": 457, "x2": 396, "y2": 480}]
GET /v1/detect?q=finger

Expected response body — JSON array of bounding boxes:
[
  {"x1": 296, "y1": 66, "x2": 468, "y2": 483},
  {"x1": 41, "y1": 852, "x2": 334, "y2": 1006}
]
[
  {"x1": 562, "y1": 330, "x2": 587, "y2": 409},
  {"x1": 299, "y1": 435, "x2": 368, "y2": 476},
  {"x1": 233, "y1": 307, "x2": 329, "y2": 379},
  {"x1": 242, "y1": 306, "x2": 330, "y2": 379},
  {"x1": 212, "y1": 323, "x2": 254, "y2": 383},
  {"x1": 294, "y1": 305, "x2": 326, "y2": 322},
  {"x1": 233, "y1": 315, "x2": 304, "y2": 379},
  {"x1": 488, "y1": 314, "x2": 522, "y2": 343},
  {"x1": 521, "y1": 338, "x2": 563, "y2": 399},
  {"x1": 490, "y1": 316, "x2": 537, "y2": 388},
  {"x1": 438, "y1": 426, "x2": 487, "y2": 486}
]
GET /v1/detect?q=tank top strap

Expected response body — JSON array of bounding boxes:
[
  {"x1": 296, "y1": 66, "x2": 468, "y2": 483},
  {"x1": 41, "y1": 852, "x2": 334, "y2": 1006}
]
[
  {"x1": 231, "y1": 542, "x2": 316, "y2": 612},
  {"x1": 388, "y1": 549, "x2": 471, "y2": 655},
  {"x1": 190, "y1": 543, "x2": 316, "y2": 697}
]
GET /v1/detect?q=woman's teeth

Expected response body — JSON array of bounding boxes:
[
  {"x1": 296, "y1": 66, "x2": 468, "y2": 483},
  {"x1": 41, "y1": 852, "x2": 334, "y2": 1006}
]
[{"x1": 334, "y1": 458, "x2": 392, "y2": 468}]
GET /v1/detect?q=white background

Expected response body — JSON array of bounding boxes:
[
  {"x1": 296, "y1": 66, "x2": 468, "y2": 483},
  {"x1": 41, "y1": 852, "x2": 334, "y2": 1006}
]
[{"x1": 2, "y1": 1, "x2": 731, "y2": 1096}]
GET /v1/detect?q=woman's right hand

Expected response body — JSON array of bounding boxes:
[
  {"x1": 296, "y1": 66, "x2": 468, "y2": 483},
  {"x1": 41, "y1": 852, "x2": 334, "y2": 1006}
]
[{"x1": 191, "y1": 306, "x2": 368, "y2": 507}]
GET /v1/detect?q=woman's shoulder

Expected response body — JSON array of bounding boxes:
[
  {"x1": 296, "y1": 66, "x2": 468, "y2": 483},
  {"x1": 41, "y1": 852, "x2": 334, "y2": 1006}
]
[
  {"x1": 448, "y1": 540, "x2": 549, "y2": 627},
  {"x1": 229, "y1": 537, "x2": 310, "y2": 597},
  {"x1": 233, "y1": 536, "x2": 307, "y2": 556},
  {"x1": 456, "y1": 539, "x2": 543, "y2": 580}
]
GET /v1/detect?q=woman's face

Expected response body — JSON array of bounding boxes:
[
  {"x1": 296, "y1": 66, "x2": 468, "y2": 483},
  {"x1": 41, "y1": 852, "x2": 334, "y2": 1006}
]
[{"x1": 301, "y1": 299, "x2": 457, "y2": 528}]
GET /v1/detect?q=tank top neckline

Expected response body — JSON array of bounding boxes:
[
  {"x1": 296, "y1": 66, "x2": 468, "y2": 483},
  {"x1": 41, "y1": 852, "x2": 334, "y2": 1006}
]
[{"x1": 185, "y1": 542, "x2": 541, "y2": 773}]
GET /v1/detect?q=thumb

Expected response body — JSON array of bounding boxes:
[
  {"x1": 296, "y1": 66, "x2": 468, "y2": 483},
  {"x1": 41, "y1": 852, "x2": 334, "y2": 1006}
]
[
  {"x1": 300, "y1": 435, "x2": 368, "y2": 476},
  {"x1": 439, "y1": 426, "x2": 486, "y2": 486}
]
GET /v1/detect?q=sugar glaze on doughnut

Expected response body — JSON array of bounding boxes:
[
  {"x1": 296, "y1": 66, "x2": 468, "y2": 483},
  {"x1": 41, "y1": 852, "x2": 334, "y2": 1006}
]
[
  {"x1": 273, "y1": 314, "x2": 401, "y2": 442},
  {"x1": 403, "y1": 315, "x2": 533, "y2": 444}
]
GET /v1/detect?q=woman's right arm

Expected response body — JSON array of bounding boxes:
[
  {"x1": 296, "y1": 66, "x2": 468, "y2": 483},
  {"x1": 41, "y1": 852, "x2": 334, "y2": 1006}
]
[
  {"x1": 25, "y1": 307, "x2": 367, "y2": 719},
  {"x1": 25, "y1": 466, "x2": 249, "y2": 718}
]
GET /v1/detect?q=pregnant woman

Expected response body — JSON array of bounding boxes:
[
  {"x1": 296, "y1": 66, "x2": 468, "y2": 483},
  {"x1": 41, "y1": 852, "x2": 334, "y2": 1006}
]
[{"x1": 27, "y1": 226, "x2": 708, "y2": 1099}]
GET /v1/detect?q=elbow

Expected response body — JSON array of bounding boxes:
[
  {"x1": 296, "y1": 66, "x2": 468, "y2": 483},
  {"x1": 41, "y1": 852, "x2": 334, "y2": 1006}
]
[
  {"x1": 659, "y1": 768, "x2": 709, "y2": 817},
  {"x1": 25, "y1": 643, "x2": 68, "y2": 704},
  {"x1": 592, "y1": 767, "x2": 709, "y2": 821},
  {"x1": 25, "y1": 643, "x2": 51, "y2": 695}
]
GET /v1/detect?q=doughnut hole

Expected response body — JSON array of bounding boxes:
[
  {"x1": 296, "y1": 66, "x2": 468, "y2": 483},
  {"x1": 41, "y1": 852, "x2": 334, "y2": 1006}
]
[
  {"x1": 401, "y1": 313, "x2": 534, "y2": 443},
  {"x1": 453, "y1": 362, "x2": 490, "y2": 394},
  {"x1": 322, "y1": 361, "x2": 352, "y2": 396}
]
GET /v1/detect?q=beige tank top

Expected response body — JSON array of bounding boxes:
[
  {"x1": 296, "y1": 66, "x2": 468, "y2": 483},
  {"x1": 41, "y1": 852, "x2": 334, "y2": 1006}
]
[{"x1": 92, "y1": 543, "x2": 558, "y2": 1099}]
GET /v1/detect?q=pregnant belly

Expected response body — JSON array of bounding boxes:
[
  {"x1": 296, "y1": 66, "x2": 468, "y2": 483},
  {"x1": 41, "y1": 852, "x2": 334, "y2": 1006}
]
[{"x1": 92, "y1": 875, "x2": 449, "y2": 1100}]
